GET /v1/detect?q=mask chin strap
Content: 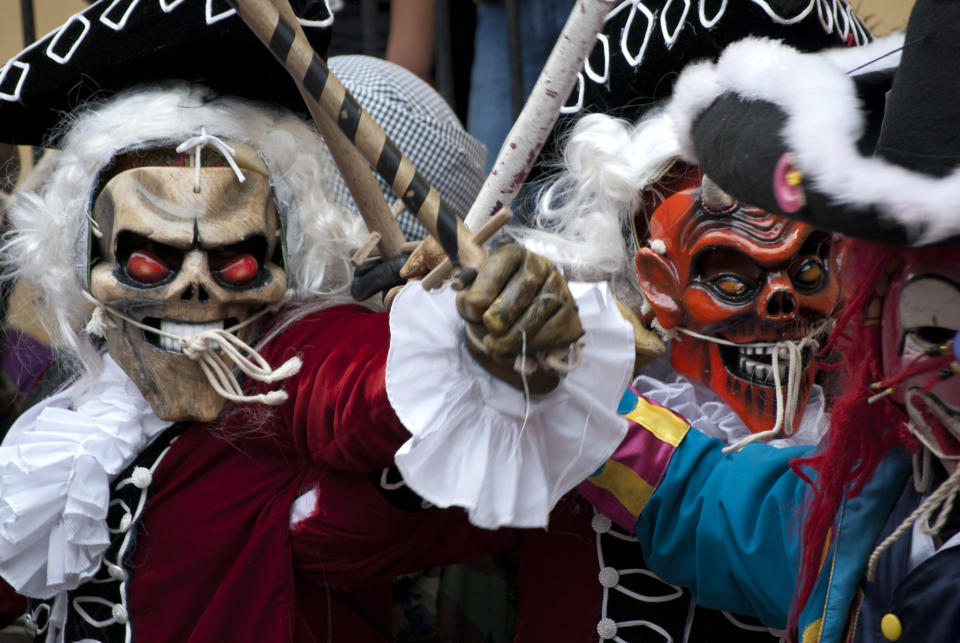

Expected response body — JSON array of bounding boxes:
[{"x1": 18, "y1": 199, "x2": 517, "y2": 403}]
[
  {"x1": 82, "y1": 290, "x2": 302, "y2": 406},
  {"x1": 673, "y1": 319, "x2": 834, "y2": 453}
]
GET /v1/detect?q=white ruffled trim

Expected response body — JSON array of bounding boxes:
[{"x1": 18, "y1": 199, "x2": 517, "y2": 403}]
[
  {"x1": 387, "y1": 281, "x2": 633, "y2": 529},
  {"x1": 633, "y1": 356, "x2": 828, "y2": 448},
  {"x1": 0, "y1": 356, "x2": 169, "y2": 599}
]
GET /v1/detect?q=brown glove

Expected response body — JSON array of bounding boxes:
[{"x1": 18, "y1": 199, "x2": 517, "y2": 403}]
[{"x1": 456, "y1": 244, "x2": 584, "y2": 393}]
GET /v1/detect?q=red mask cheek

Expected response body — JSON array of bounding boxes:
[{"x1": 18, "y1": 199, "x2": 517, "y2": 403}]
[
  {"x1": 681, "y1": 287, "x2": 745, "y2": 330},
  {"x1": 669, "y1": 335, "x2": 715, "y2": 390},
  {"x1": 805, "y1": 277, "x2": 840, "y2": 316}
]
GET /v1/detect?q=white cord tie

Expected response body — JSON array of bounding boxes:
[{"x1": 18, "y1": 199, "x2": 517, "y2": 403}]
[
  {"x1": 672, "y1": 319, "x2": 833, "y2": 453},
  {"x1": 175, "y1": 126, "x2": 246, "y2": 192},
  {"x1": 82, "y1": 289, "x2": 300, "y2": 407}
]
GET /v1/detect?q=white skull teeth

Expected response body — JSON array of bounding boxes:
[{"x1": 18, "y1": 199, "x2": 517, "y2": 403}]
[
  {"x1": 156, "y1": 319, "x2": 227, "y2": 353},
  {"x1": 737, "y1": 347, "x2": 789, "y2": 384},
  {"x1": 719, "y1": 342, "x2": 812, "y2": 386}
]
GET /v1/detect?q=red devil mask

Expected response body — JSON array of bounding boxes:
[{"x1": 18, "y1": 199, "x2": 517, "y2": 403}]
[{"x1": 635, "y1": 180, "x2": 840, "y2": 434}]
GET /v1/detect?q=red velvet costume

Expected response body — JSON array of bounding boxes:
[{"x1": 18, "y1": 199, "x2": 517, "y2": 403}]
[{"x1": 0, "y1": 304, "x2": 604, "y2": 642}]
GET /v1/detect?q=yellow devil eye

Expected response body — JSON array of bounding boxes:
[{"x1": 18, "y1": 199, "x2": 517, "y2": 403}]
[
  {"x1": 795, "y1": 260, "x2": 823, "y2": 286},
  {"x1": 715, "y1": 276, "x2": 748, "y2": 296}
]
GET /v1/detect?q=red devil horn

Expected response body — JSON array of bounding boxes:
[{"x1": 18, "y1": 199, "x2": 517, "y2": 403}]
[{"x1": 701, "y1": 174, "x2": 736, "y2": 213}]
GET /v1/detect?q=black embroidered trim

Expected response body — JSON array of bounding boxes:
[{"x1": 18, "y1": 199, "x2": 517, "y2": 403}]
[
  {"x1": 28, "y1": 423, "x2": 188, "y2": 643},
  {"x1": 367, "y1": 466, "x2": 431, "y2": 513},
  {"x1": 594, "y1": 513, "x2": 780, "y2": 642}
]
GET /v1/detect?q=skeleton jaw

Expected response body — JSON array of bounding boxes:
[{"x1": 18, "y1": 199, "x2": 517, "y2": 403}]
[
  {"x1": 142, "y1": 317, "x2": 238, "y2": 353},
  {"x1": 718, "y1": 342, "x2": 813, "y2": 386}
]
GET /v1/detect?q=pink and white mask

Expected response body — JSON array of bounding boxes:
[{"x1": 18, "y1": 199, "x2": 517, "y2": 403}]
[{"x1": 882, "y1": 247, "x2": 960, "y2": 472}]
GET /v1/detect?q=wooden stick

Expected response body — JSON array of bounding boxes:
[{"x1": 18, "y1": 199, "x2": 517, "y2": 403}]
[
  {"x1": 351, "y1": 231, "x2": 382, "y2": 267},
  {"x1": 421, "y1": 209, "x2": 513, "y2": 290},
  {"x1": 238, "y1": 0, "x2": 405, "y2": 259},
  {"x1": 463, "y1": 0, "x2": 614, "y2": 230},
  {"x1": 231, "y1": 0, "x2": 485, "y2": 274},
  {"x1": 414, "y1": 0, "x2": 612, "y2": 288}
]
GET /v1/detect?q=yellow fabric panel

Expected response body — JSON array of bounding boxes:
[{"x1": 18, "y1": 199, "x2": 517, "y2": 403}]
[
  {"x1": 802, "y1": 618, "x2": 823, "y2": 643},
  {"x1": 588, "y1": 459, "x2": 655, "y2": 517},
  {"x1": 624, "y1": 398, "x2": 688, "y2": 447}
]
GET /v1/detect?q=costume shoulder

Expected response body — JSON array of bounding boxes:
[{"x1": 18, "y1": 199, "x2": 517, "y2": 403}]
[{"x1": 260, "y1": 304, "x2": 410, "y2": 472}]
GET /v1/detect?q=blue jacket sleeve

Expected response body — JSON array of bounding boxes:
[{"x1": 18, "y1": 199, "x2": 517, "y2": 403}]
[{"x1": 635, "y1": 429, "x2": 812, "y2": 629}]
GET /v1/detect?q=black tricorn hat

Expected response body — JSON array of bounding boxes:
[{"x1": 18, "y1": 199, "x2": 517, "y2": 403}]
[
  {"x1": 0, "y1": 0, "x2": 332, "y2": 146},
  {"x1": 525, "y1": 0, "x2": 872, "y2": 186},
  {"x1": 669, "y1": 0, "x2": 960, "y2": 246}
]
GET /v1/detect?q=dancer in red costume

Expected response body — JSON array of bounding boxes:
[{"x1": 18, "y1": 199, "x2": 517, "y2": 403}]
[{"x1": 0, "y1": 4, "x2": 633, "y2": 642}]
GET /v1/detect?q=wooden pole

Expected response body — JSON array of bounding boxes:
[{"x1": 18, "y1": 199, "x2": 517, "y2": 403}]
[{"x1": 231, "y1": 0, "x2": 486, "y2": 276}]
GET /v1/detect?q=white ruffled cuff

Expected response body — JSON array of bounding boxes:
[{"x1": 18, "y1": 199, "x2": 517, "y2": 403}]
[
  {"x1": 0, "y1": 356, "x2": 169, "y2": 598},
  {"x1": 386, "y1": 281, "x2": 633, "y2": 529}
]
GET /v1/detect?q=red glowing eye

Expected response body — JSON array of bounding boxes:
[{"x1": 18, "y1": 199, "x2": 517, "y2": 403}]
[
  {"x1": 216, "y1": 253, "x2": 259, "y2": 286},
  {"x1": 127, "y1": 250, "x2": 172, "y2": 284}
]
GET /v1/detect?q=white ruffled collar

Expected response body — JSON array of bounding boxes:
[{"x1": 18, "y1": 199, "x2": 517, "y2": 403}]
[
  {"x1": 634, "y1": 356, "x2": 829, "y2": 448},
  {"x1": 0, "y1": 355, "x2": 169, "y2": 599}
]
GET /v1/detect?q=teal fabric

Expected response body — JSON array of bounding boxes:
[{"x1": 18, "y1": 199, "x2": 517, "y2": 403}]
[
  {"x1": 632, "y1": 428, "x2": 911, "y2": 640},
  {"x1": 617, "y1": 387, "x2": 639, "y2": 415}
]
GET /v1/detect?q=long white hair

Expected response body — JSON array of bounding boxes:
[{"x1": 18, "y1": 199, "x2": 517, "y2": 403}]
[
  {"x1": 1, "y1": 83, "x2": 367, "y2": 373},
  {"x1": 517, "y1": 110, "x2": 681, "y2": 305}
]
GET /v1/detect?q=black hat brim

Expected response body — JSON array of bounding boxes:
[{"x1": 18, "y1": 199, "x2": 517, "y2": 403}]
[{"x1": 0, "y1": 0, "x2": 332, "y2": 146}]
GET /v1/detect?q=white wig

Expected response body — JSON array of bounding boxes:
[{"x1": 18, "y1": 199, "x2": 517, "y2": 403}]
[
  {"x1": 2, "y1": 83, "x2": 367, "y2": 371},
  {"x1": 517, "y1": 110, "x2": 681, "y2": 306}
]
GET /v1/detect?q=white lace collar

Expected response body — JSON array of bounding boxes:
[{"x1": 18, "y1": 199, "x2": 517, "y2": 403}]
[
  {"x1": 634, "y1": 357, "x2": 829, "y2": 448},
  {"x1": 0, "y1": 355, "x2": 169, "y2": 599}
]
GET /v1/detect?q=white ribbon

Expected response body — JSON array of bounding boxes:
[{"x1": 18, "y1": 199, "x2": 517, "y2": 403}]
[{"x1": 175, "y1": 126, "x2": 246, "y2": 191}]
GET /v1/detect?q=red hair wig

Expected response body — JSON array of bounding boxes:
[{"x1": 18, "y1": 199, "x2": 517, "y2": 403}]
[{"x1": 786, "y1": 239, "x2": 918, "y2": 638}]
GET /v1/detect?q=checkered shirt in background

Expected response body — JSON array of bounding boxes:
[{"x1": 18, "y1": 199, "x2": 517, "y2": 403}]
[{"x1": 328, "y1": 55, "x2": 487, "y2": 242}]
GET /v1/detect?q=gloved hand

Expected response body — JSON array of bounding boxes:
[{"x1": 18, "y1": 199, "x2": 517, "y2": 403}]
[
  {"x1": 456, "y1": 244, "x2": 584, "y2": 393},
  {"x1": 351, "y1": 254, "x2": 410, "y2": 302}
]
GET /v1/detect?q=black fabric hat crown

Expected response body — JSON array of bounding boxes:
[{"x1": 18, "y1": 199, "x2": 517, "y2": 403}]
[
  {"x1": 0, "y1": 0, "x2": 332, "y2": 146},
  {"x1": 525, "y1": 0, "x2": 871, "y2": 186},
  {"x1": 567, "y1": 0, "x2": 869, "y2": 118},
  {"x1": 670, "y1": 0, "x2": 960, "y2": 246}
]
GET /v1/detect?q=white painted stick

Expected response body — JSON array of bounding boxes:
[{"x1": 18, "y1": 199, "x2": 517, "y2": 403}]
[{"x1": 463, "y1": 0, "x2": 614, "y2": 230}]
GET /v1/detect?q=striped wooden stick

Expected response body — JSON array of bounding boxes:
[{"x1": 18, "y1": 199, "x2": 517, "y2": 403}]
[
  {"x1": 230, "y1": 0, "x2": 486, "y2": 276},
  {"x1": 260, "y1": 2, "x2": 405, "y2": 260}
]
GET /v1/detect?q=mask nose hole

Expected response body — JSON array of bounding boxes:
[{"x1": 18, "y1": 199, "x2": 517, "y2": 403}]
[
  {"x1": 180, "y1": 284, "x2": 209, "y2": 303},
  {"x1": 765, "y1": 289, "x2": 797, "y2": 319}
]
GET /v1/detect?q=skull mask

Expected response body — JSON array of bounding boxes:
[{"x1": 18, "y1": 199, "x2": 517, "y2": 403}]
[
  {"x1": 881, "y1": 247, "x2": 960, "y2": 472},
  {"x1": 88, "y1": 145, "x2": 287, "y2": 422},
  {"x1": 634, "y1": 179, "x2": 840, "y2": 434}
]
